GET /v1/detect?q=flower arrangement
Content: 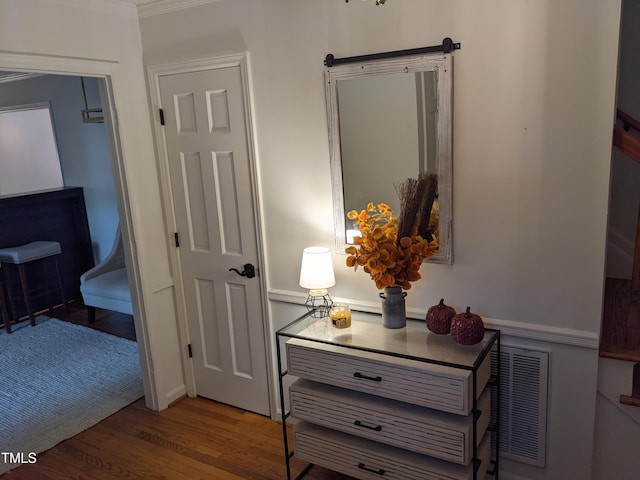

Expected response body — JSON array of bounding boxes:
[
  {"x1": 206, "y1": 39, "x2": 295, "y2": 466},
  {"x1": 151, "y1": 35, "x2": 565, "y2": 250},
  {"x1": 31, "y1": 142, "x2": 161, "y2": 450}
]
[{"x1": 345, "y1": 173, "x2": 439, "y2": 290}]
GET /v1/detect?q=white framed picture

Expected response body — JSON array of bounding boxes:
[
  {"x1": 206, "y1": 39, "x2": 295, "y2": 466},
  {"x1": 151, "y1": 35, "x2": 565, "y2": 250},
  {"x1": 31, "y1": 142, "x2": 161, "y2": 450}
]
[{"x1": 0, "y1": 102, "x2": 63, "y2": 196}]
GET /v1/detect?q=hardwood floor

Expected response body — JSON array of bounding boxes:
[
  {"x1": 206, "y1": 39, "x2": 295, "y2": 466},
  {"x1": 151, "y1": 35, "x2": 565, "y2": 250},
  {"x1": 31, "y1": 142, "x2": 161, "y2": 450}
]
[
  {"x1": 3, "y1": 299, "x2": 136, "y2": 341},
  {"x1": 4, "y1": 396, "x2": 354, "y2": 480},
  {"x1": 50, "y1": 299, "x2": 137, "y2": 342},
  {"x1": 2, "y1": 302, "x2": 354, "y2": 479}
]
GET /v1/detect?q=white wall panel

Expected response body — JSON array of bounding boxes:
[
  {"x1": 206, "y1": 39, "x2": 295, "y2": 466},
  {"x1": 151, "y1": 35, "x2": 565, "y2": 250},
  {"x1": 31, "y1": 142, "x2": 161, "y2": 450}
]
[{"x1": 140, "y1": 0, "x2": 623, "y2": 476}]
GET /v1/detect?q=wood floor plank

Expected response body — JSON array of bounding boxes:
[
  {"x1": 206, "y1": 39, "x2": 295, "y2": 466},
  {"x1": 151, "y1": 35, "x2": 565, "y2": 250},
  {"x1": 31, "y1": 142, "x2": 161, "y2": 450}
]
[
  {"x1": 82, "y1": 409, "x2": 245, "y2": 480},
  {"x1": 1, "y1": 467, "x2": 52, "y2": 480},
  {"x1": 64, "y1": 425, "x2": 201, "y2": 479},
  {"x1": 99, "y1": 404, "x2": 228, "y2": 459}
]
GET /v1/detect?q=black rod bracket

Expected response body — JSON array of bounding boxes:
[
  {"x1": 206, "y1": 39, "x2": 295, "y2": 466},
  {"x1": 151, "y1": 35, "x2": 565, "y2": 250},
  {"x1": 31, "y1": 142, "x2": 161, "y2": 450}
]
[{"x1": 324, "y1": 37, "x2": 461, "y2": 67}]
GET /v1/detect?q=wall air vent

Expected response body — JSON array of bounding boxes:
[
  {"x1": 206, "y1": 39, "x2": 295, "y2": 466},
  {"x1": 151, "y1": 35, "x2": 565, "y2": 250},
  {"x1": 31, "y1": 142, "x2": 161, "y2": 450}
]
[{"x1": 491, "y1": 346, "x2": 549, "y2": 468}]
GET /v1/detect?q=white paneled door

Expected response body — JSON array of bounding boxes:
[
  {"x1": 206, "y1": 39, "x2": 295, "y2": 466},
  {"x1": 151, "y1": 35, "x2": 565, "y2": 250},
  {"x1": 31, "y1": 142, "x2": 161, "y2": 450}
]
[{"x1": 158, "y1": 62, "x2": 269, "y2": 416}]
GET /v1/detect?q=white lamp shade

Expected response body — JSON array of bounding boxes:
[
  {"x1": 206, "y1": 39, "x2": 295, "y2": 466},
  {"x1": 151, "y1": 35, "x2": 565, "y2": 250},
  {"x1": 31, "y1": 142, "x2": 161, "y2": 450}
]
[{"x1": 299, "y1": 246, "x2": 335, "y2": 290}]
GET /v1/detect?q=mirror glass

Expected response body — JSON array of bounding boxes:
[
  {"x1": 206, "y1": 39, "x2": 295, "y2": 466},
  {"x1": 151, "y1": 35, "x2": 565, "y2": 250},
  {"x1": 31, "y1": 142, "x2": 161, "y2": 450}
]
[{"x1": 325, "y1": 53, "x2": 453, "y2": 263}]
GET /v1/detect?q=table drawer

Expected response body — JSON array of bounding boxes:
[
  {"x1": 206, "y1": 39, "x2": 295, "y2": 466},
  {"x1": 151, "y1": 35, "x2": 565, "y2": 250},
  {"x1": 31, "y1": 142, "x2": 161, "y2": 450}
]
[
  {"x1": 294, "y1": 421, "x2": 490, "y2": 480},
  {"x1": 290, "y1": 379, "x2": 490, "y2": 465},
  {"x1": 286, "y1": 338, "x2": 490, "y2": 415}
]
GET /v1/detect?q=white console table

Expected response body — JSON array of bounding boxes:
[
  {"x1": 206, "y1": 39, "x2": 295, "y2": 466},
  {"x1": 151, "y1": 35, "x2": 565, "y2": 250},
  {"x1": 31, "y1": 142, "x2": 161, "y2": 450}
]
[{"x1": 276, "y1": 309, "x2": 500, "y2": 480}]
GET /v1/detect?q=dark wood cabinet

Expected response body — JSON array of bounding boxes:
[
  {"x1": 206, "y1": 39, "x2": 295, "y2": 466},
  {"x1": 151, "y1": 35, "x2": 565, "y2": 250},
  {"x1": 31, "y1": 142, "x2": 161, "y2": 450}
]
[{"x1": 0, "y1": 187, "x2": 94, "y2": 317}]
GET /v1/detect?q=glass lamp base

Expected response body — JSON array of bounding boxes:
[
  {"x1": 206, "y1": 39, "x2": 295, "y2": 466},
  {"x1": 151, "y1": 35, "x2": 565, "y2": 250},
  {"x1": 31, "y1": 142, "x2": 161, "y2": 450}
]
[{"x1": 304, "y1": 290, "x2": 333, "y2": 318}]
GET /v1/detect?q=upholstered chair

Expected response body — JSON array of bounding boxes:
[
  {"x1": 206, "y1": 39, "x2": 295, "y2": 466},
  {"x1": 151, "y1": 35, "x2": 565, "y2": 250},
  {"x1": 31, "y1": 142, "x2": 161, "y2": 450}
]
[{"x1": 79, "y1": 226, "x2": 133, "y2": 323}]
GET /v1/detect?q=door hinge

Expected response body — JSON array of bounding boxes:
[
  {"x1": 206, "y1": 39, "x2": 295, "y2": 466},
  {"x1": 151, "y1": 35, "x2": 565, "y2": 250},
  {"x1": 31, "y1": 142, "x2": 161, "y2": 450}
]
[
  {"x1": 159, "y1": 108, "x2": 165, "y2": 126},
  {"x1": 174, "y1": 232, "x2": 180, "y2": 247},
  {"x1": 188, "y1": 344, "x2": 193, "y2": 358}
]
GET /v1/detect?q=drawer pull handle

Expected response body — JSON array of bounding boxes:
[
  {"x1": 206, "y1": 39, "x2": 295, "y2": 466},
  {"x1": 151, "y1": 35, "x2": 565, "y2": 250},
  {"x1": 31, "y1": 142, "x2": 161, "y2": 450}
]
[
  {"x1": 354, "y1": 420, "x2": 382, "y2": 431},
  {"x1": 354, "y1": 372, "x2": 382, "y2": 382},
  {"x1": 358, "y1": 463, "x2": 385, "y2": 475}
]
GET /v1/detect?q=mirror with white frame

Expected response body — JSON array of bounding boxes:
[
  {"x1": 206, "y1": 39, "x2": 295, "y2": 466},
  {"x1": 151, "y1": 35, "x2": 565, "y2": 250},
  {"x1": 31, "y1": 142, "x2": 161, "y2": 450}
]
[{"x1": 325, "y1": 52, "x2": 453, "y2": 263}]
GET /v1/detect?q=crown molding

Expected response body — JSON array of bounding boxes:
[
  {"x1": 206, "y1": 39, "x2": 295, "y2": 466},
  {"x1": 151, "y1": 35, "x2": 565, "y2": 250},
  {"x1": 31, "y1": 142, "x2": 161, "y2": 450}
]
[
  {"x1": 138, "y1": 0, "x2": 220, "y2": 18},
  {"x1": 50, "y1": 0, "x2": 138, "y2": 18},
  {"x1": 46, "y1": 0, "x2": 219, "y2": 18}
]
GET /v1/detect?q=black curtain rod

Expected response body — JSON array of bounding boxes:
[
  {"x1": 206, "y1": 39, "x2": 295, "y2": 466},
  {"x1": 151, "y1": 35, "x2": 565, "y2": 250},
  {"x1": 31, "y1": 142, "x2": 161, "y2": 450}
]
[{"x1": 324, "y1": 37, "x2": 460, "y2": 67}]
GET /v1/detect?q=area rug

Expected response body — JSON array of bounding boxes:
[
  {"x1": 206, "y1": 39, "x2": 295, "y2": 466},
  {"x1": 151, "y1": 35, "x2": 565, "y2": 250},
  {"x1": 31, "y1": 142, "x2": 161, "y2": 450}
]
[{"x1": 0, "y1": 317, "x2": 144, "y2": 475}]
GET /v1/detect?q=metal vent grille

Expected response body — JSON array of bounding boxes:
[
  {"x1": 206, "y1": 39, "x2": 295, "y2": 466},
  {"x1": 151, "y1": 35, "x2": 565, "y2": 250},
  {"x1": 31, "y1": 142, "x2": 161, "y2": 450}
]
[{"x1": 491, "y1": 346, "x2": 549, "y2": 467}]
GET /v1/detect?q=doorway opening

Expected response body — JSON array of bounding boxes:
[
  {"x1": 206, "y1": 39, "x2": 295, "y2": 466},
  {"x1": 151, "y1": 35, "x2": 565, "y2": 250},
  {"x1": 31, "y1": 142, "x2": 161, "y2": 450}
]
[{"x1": 0, "y1": 62, "x2": 153, "y2": 406}]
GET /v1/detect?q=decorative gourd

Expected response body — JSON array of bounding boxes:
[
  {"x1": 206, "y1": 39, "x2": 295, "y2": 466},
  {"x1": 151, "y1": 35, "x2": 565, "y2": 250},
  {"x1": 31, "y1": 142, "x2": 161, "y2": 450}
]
[
  {"x1": 425, "y1": 298, "x2": 456, "y2": 335},
  {"x1": 450, "y1": 306, "x2": 485, "y2": 345}
]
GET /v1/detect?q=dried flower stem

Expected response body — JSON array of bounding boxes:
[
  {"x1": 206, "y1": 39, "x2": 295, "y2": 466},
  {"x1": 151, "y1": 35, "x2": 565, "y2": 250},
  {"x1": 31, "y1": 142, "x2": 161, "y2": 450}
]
[{"x1": 396, "y1": 172, "x2": 438, "y2": 242}]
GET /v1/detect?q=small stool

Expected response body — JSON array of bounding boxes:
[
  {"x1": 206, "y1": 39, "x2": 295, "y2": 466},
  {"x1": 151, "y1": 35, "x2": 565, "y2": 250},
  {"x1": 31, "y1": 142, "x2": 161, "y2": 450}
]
[{"x1": 0, "y1": 241, "x2": 68, "y2": 327}]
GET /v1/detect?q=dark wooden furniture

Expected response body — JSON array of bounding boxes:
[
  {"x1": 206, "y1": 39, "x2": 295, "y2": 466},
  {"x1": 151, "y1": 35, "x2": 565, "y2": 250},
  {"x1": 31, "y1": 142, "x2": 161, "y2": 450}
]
[
  {"x1": 0, "y1": 241, "x2": 69, "y2": 329},
  {"x1": 0, "y1": 268, "x2": 10, "y2": 333},
  {"x1": 0, "y1": 187, "x2": 94, "y2": 322}
]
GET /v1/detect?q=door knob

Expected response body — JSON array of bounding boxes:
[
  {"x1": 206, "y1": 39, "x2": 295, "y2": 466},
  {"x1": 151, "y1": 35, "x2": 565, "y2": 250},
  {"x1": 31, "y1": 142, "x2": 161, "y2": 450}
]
[{"x1": 229, "y1": 263, "x2": 256, "y2": 279}]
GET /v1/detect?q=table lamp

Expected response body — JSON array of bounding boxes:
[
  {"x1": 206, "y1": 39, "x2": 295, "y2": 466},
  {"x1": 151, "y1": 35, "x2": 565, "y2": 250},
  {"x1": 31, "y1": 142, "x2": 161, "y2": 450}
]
[{"x1": 299, "y1": 246, "x2": 335, "y2": 318}]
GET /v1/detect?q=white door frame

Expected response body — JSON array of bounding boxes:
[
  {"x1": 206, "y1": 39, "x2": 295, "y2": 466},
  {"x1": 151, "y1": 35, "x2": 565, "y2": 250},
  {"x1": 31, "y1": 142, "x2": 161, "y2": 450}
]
[
  {"x1": 0, "y1": 52, "x2": 158, "y2": 409},
  {"x1": 147, "y1": 52, "x2": 275, "y2": 418}
]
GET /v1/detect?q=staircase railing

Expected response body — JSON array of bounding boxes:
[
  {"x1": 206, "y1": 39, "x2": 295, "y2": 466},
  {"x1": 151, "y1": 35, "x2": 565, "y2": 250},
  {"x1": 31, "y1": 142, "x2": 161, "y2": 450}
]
[
  {"x1": 614, "y1": 109, "x2": 640, "y2": 164},
  {"x1": 612, "y1": 109, "x2": 640, "y2": 406}
]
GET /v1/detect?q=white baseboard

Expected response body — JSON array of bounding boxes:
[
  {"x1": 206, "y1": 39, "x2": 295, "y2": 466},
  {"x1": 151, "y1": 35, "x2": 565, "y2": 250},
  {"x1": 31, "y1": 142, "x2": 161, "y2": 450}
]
[{"x1": 166, "y1": 384, "x2": 187, "y2": 406}]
